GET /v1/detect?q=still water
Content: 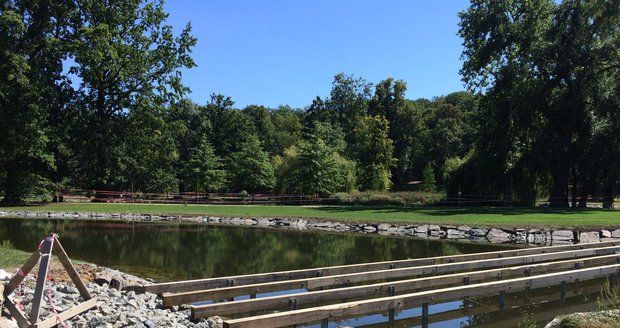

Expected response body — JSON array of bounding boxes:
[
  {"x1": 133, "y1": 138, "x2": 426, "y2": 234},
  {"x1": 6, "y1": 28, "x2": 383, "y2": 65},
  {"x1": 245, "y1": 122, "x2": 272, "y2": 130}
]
[{"x1": 0, "y1": 218, "x2": 605, "y2": 327}]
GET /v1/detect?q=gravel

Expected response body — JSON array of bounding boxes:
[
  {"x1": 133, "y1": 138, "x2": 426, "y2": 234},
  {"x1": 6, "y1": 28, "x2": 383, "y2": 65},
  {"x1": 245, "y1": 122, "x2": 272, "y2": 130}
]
[{"x1": 2, "y1": 276, "x2": 223, "y2": 328}]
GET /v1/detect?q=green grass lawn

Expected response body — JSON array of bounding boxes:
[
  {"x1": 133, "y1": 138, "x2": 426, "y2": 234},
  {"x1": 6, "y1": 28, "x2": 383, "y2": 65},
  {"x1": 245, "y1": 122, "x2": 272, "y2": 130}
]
[
  {"x1": 0, "y1": 242, "x2": 34, "y2": 269},
  {"x1": 3, "y1": 202, "x2": 620, "y2": 228}
]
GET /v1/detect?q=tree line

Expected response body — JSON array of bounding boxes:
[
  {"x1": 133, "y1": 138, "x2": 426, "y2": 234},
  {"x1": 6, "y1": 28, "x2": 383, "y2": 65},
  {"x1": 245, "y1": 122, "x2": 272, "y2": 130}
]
[{"x1": 0, "y1": 0, "x2": 618, "y2": 208}]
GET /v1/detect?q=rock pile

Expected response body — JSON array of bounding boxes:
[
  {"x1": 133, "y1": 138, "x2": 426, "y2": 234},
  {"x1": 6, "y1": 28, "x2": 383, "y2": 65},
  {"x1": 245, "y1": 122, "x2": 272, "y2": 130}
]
[{"x1": 0, "y1": 273, "x2": 222, "y2": 328}]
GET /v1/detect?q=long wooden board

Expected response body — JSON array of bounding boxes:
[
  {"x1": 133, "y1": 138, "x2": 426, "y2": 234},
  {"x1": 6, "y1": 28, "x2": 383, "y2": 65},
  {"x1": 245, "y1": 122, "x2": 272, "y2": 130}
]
[
  {"x1": 29, "y1": 235, "x2": 55, "y2": 324},
  {"x1": 35, "y1": 298, "x2": 97, "y2": 328},
  {"x1": 141, "y1": 240, "x2": 620, "y2": 294},
  {"x1": 53, "y1": 237, "x2": 91, "y2": 300},
  {"x1": 164, "y1": 244, "x2": 620, "y2": 306},
  {"x1": 4, "y1": 250, "x2": 40, "y2": 295},
  {"x1": 191, "y1": 252, "x2": 620, "y2": 318},
  {"x1": 2, "y1": 298, "x2": 30, "y2": 328},
  {"x1": 222, "y1": 263, "x2": 620, "y2": 328}
]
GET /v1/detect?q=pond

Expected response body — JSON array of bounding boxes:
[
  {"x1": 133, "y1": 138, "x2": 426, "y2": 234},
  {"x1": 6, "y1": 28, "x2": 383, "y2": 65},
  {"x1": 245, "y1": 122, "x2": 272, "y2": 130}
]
[{"x1": 0, "y1": 217, "x2": 605, "y2": 327}]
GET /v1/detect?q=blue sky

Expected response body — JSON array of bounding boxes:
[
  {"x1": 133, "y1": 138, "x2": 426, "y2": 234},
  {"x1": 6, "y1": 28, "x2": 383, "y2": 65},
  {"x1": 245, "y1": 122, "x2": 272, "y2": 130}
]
[{"x1": 164, "y1": 0, "x2": 470, "y2": 108}]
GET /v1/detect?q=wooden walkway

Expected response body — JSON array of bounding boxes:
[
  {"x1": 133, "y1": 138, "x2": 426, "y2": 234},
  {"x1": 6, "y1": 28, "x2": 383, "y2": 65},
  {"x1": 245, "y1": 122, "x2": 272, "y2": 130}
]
[{"x1": 136, "y1": 240, "x2": 620, "y2": 328}]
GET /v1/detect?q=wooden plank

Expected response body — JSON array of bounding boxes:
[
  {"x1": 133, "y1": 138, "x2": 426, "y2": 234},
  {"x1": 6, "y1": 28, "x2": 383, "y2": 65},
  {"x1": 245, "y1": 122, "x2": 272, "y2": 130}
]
[
  {"x1": 191, "y1": 252, "x2": 620, "y2": 318},
  {"x1": 360, "y1": 295, "x2": 598, "y2": 328},
  {"x1": 142, "y1": 240, "x2": 620, "y2": 294},
  {"x1": 35, "y1": 298, "x2": 98, "y2": 328},
  {"x1": 3, "y1": 297, "x2": 31, "y2": 328},
  {"x1": 223, "y1": 263, "x2": 620, "y2": 328},
  {"x1": 29, "y1": 234, "x2": 55, "y2": 324},
  {"x1": 4, "y1": 250, "x2": 40, "y2": 295},
  {"x1": 53, "y1": 236, "x2": 91, "y2": 300},
  {"x1": 166, "y1": 244, "x2": 620, "y2": 306}
]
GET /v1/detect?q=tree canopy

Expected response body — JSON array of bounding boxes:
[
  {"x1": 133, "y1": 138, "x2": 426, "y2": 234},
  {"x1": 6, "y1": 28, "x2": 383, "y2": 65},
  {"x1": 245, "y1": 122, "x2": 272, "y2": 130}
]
[{"x1": 0, "y1": 0, "x2": 618, "y2": 208}]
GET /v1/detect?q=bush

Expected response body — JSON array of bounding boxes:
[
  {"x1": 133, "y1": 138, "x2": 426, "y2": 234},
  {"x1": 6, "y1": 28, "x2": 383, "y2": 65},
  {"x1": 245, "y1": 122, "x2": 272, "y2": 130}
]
[
  {"x1": 0, "y1": 239, "x2": 15, "y2": 249},
  {"x1": 238, "y1": 190, "x2": 250, "y2": 198},
  {"x1": 330, "y1": 191, "x2": 443, "y2": 207}
]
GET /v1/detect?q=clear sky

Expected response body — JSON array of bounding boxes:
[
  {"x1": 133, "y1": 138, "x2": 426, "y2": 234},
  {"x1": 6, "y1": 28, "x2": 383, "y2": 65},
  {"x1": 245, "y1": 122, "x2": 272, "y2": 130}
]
[{"x1": 164, "y1": 0, "x2": 470, "y2": 108}]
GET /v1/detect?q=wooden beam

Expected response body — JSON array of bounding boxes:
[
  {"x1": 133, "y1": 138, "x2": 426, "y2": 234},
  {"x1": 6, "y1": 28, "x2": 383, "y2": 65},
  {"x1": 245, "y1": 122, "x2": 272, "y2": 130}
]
[
  {"x1": 53, "y1": 236, "x2": 91, "y2": 300},
  {"x1": 3, "y1": 297, "x2": 31, "y2": 328},
  {"x1": 35, "y1": 298, "x2": 98, "y2": 328},
  {"x1": 191, "y1": 253, "x2": 620, "y2": 318},
  {"x1": 141, "y1": 240, "x2": 620, "y2": 294},
  {"x1": 359, "y1": 295, "x2": 599, "y2": 328},
  {"x1": 165, "y1": 244, "x2": 620, "y2": 306},
  {"x1": 4, "y1": 250, "x2": 40, "y2": 295},
  {"x1": 222, "y1": 263, "x2": 620, "y2": 328},
  {"x1": 29, "y1": 234, "x2": 55, "y2": 324}
]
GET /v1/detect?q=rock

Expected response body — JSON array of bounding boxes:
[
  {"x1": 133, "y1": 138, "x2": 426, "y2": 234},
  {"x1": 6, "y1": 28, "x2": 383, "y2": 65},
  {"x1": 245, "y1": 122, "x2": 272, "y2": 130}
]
[
  {"x1": 469, "y1": 228, "x2": 489, "y2": 237},
  {"x1": 486, "y1": 228, "x2": 513, "y2": 243},
  {"x1": 428, "y1": 225, "x2": 441, "y2": 231},
  {"x1": 364, "y1": 226, "x2": 377, "y2": 232},
  {"x1": 457, "y1": 225, "x2": 471, "y2": 232},
  {"x1": 612, "y1": 229, "x2": 620, "y2": 238},
  {"x1": 57, "y1": 285, "x2": 79, "y2": 294},
  {"x1": 514, "y1": 229, "x2": 527, "y2": 243},
  {"x1": 552, "y1": 230, "x2": 575, "y2": 242},
  {"x1": 207, "y1": 316, "x2": 224, "y2": 328},
  {"x1": 579, "y1": 231, "x2": 600, "y2": 243},
  {"x1": 0, "y1": 269, "x2": 12, "y2": 281},
  {"x1": 377, "y1": 223, "x2": 391, "y2": 231},
  {"x1": 414, "y1": 225, "x2": 428, "y2": 234},
  {"x1": 527, "y1": 229, "x2": 550, "y2": 244},
  {"x1": 447, "y1": 229, "x2": 466, "y2": 239},
  {"x1": 601, "y1": 230, "x2": 612, "y2": 238}
]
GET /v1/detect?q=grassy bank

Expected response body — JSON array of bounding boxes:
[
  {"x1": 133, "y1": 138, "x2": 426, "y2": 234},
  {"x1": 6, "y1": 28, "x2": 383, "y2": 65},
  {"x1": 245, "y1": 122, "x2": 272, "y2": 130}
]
[
  {"x1": 3, "y1": 203, "x2": 620, "y2": 228},
  {"x1": 0, "y1": 241, "x2": 34, "y2": 268}
]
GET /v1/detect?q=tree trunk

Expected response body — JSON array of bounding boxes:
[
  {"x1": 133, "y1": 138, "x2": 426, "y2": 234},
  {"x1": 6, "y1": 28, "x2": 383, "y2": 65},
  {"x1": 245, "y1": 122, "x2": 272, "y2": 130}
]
[
  {"x1": 503, "y1": 174, "x2": 513, "y2": 207},
  {"x1": 578, "y1": 177, "x2": 589, "y2": 208},
  {"x1": 2, "y1": 161, "x2": 22, "y2": 205},
  {"x1": 549, "y1": 166, "x2": 569, "y2": 208},
  {"x1": 602, "y1": 177, "x2": 615, "y2": 209},
  {"x1": 571, "y1": 167, "x2": 577, "y2": 208}
]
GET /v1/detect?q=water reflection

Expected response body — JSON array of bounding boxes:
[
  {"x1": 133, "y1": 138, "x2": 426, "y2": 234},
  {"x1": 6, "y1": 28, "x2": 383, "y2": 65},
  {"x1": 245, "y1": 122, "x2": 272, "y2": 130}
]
[{"x1": 1, "y1": 217, "x2": 506, "y2": 281}]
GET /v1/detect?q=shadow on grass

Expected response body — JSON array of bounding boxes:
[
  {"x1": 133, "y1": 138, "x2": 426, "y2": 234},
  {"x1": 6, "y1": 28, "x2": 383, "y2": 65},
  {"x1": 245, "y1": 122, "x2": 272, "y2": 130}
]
[{"x1": 311, "y1": 205, "x2": 615, "y2": 217}]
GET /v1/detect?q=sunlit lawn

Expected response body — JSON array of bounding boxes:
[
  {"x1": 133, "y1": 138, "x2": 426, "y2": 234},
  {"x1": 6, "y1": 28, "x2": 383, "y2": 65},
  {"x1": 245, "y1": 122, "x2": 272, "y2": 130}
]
[{"x1": 3, "y1": 203, "x2": 620, "y2": 228}]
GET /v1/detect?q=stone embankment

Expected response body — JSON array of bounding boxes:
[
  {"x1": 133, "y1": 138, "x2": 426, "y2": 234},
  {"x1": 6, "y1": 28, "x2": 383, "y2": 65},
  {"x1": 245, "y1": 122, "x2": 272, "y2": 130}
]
[{"x1": 1, "y1": 210, "x2": 618, "y2": 245}]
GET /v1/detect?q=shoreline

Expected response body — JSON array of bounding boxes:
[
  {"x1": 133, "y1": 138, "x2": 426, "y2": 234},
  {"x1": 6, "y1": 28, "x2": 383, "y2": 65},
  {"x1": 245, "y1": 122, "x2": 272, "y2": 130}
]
[{"x1": 1, "y1": 209, "x2": 619, "y2": 246}]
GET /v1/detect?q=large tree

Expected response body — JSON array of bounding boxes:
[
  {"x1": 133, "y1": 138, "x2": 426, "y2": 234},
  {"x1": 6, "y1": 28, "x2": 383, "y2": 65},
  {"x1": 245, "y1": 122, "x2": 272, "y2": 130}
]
[
  {"x1": 353, "y1": 115, "x2": 395, "y2": 191},
  {"x1": 69, "y1": 0, "x2": 196, "y2": 189},
  {"x1": 227, "y1": 136, "x2": 276, "y2": 193},
  {"x1": 0, "y1": 0, "x2": 74, "y2": 203}
]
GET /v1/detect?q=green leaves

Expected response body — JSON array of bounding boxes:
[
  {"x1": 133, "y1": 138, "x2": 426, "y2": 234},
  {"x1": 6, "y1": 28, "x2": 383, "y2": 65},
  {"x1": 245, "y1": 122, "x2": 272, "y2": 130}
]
[{"x1": 228, "y1": 136, "x2": 276, "y2": 193}]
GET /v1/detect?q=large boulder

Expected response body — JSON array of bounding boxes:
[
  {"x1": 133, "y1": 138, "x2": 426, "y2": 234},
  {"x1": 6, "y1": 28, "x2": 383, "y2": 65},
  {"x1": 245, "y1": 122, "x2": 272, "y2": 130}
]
[
  {"x1": 552, "y1": 230, "x2": 575, "y2": 242},
  {"x1": 486, "y1": 228, "x2": 513, "y2": 243},
  {"x1": 579, "y1": 231, "x2": 600, "y2": 244}
]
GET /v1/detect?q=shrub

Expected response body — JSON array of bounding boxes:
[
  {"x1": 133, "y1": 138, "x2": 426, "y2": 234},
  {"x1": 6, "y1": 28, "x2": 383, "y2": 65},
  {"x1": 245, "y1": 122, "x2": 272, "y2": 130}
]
[
  {"x1": 0, "y1": 240, "x2": 15, "y2": 250},
  {"x1": 330, "y1": 191, "x2": 443, "y2": 207}
]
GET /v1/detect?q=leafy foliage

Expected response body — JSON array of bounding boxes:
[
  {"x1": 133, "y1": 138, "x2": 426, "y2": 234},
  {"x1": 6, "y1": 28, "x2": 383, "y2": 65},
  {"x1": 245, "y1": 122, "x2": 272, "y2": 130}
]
[
  {"x1": 228, "y1": 136, "x2": 276, "y2": 193},
  {"x1": 0, "y1": 0, "x2": 618, "y2": 207}
]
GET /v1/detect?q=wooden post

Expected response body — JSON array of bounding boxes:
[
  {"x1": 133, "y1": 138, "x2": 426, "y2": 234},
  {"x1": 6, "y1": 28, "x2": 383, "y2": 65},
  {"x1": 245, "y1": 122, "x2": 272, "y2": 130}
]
[
  {"x1": 498, "y1": 291, "x2": 506, "y2": 317},
  {"x1": 387, "y1": 285, "x2": 395, "y2": 325},
  {"x1": 53, "y1": 236, "x2": 91, "y2": 300},
  {"x1": 29, "y1": 234, "x2": 55, "y2": 324},
  {"x1": 609, "y1": 273, "x2": 617, "y2": 289},
  {"x1": 560, "y1": 281, "x2": 567, "y2": 300},
  {"x1": 421, "y1": 303, "x2": 429, "y2": 328},
  {"x1": 4, "y1": 250, "x2": 40, "y2": 295}
]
